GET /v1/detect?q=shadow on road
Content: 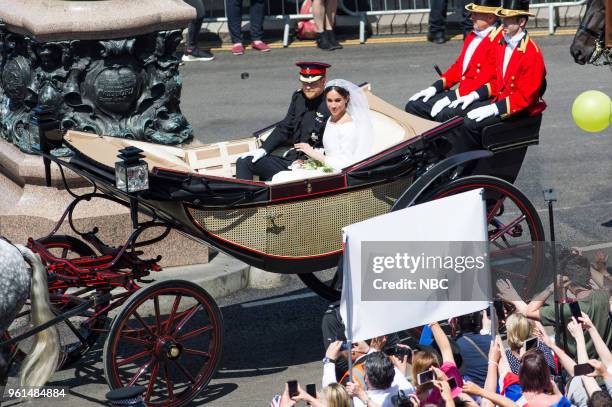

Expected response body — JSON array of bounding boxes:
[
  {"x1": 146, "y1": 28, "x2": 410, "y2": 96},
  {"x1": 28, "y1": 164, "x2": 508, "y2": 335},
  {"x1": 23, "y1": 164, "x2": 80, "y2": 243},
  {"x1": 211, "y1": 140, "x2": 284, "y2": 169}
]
[{"x1": 214, "y1": 288, "x2": 328, "y2": 378}]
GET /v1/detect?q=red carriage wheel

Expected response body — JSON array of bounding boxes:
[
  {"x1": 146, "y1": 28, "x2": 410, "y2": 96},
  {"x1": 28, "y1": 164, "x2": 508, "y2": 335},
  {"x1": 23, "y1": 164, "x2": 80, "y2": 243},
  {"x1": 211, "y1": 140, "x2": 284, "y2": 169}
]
[
  {"x1": 422, "y1": 175, "x2": 545, "y2": 296},
  {"x1": 5, "y1": 235, "x2": 111, "y2": 369},
  {"x1": 103, "y1": 280, "x2": 223, "y2": 407}
]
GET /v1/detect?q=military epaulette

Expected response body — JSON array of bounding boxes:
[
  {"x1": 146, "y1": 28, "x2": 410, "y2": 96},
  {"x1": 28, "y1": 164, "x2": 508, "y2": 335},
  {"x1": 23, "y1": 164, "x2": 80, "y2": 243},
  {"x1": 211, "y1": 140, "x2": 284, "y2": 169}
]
[
  {"x1": 529, "y1": 39, "x2": 540, "y2": 53},
  {"x1": 489, "y1": 25, "x2": 503, "y2": 42}
]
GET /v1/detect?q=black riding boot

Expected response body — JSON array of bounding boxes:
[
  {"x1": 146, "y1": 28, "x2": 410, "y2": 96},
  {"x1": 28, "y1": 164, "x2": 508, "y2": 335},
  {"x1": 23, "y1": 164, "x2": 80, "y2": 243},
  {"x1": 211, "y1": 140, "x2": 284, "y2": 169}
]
[
  {"x1": 326, "y1": 30, "x2": 343, "y2": 50},
  {"x1": 317, "y1": 31, "x2": 334, "y2": 50}
]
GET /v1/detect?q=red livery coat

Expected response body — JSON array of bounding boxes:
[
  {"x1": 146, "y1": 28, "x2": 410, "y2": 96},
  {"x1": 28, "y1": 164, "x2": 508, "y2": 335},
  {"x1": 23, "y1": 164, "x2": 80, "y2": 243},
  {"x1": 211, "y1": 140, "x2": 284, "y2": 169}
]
[
  {"x1": 492, "y1": 33, "x2": 547, "y2": 118},
  {"x1": 433, "y1": 26, "x2": 504, "y2": 99}
]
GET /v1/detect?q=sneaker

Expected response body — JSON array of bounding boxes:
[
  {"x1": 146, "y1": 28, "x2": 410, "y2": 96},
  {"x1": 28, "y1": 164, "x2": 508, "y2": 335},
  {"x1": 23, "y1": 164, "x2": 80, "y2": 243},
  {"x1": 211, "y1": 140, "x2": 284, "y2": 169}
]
[
  {"x1": 232, "y1": 43, "x2": 245, "y2": 55},
  {"x1": 182, "y1": 48, "x2": 215, "y2": 62},
  {"x1": 252, "y1": 40, "x2": 271, "y2": 52}
]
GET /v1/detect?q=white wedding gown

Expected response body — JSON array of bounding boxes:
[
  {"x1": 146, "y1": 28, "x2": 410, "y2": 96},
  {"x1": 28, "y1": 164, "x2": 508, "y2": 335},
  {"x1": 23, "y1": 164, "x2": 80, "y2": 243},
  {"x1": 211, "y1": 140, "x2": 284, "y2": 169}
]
[{"x1": 270, "y1": 118, "x2": 370, "y2": 184}]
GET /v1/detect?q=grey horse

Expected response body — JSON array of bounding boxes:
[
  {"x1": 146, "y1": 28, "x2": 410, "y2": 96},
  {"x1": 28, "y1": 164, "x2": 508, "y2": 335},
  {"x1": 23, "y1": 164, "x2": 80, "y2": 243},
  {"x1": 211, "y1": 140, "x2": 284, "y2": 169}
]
[{"x1": 0, "y1": 237, "x2": 60, "y2": 398}]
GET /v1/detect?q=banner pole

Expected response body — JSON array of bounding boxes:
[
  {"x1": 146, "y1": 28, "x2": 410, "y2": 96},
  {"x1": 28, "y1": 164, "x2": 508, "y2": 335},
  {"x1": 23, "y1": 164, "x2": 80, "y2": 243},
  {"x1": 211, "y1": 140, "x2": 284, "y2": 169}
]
[{"x1": 342, "y1": 237, "x2": 354, "y2": 403}]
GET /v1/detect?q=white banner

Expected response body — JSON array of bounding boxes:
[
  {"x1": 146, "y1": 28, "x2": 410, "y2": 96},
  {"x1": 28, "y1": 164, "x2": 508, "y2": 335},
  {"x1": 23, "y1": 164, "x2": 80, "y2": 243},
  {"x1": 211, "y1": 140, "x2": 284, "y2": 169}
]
[{"x1": 340, "y1": 189, "x2": 490, "y2": 342}]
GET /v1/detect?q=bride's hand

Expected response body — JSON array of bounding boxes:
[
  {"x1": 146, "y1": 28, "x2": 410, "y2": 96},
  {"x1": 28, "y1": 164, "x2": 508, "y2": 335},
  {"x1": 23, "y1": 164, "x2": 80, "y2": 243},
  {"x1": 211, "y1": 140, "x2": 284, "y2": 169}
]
[
  {"x1": 290, "y1": 160, "x2": 304, "y2": 169},
  {"x1": 294, "y1": 143, "x2": 314, "y2": 156}
]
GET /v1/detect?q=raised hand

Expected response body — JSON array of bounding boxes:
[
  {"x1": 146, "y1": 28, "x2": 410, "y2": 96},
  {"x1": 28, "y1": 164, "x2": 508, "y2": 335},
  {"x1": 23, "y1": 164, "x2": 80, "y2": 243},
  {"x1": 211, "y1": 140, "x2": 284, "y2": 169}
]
[
  {"x1": 566, "y1": 317, "x2": 584, "y2": 339},
  {"x1": 326, "y1": 340, "x2": 343, "y2": 360},
  {"x1": 496, "y1": 278, "x2": 521, "y2": 302}
]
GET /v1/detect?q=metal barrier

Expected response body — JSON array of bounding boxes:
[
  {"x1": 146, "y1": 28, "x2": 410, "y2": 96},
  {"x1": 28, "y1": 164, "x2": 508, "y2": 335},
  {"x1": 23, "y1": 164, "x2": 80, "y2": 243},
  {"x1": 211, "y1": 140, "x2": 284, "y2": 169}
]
[{"x1": 201, "y1": 0, "x2": 585, "y2": 46}]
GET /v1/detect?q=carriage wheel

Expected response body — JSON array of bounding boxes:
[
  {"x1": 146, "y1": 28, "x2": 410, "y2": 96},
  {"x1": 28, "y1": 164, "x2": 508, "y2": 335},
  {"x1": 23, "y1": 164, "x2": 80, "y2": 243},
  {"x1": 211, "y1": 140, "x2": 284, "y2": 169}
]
[
  {"x1": 5, "y1": 235, "x2": 110, "y2": 369},
  {"x1": 298, "y1": 175, "x2": 544, "y2": 301},
  {"x1": 103, "y1": 280, "x2": 223, "y2": 407},
  {"x1": 298, "y1": 270, "x2": 342, "y2": 302},
  {"x1": 420, "y1": 175, "x2": 545, "y2": 295}
]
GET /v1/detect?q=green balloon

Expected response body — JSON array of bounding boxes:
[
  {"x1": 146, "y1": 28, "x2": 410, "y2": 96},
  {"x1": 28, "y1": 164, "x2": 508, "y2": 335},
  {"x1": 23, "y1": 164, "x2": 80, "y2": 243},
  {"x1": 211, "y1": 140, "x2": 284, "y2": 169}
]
[{"x1": 572, "y1": 90, "x2": 611, "y2": 133}]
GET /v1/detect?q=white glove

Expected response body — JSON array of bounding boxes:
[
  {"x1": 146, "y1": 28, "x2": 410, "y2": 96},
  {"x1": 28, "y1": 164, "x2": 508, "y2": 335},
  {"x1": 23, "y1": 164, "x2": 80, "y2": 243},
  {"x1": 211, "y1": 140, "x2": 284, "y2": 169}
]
[
  {"x1": 409, "y1": 86, "x2": 437, "y2": 102},
  {"x1": 448, "y1": 91, "x2": 479, "y2": 110},
  {"x1": 467, "y1": 104, "x2": 499, "y2": 122},
  {"x1": 239, "y1": 148, "x2": 267, "y2": 163},
  {"x1": 430, "y1": 96, "x2": 451, "y2": 117}
]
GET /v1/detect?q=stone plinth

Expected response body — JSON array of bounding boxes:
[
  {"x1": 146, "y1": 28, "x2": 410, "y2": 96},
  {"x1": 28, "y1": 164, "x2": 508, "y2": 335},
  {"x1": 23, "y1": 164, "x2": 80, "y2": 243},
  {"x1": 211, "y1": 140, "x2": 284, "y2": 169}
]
[
  {"x1": 0, "y1": 0, "x2": 195, "y2": 42},
  {"x1": 0, "y1": 139, "x2": 209, "y2": 268},
  {"x1": 0, "y1": 0, "x2": 197, "y2": 154}
]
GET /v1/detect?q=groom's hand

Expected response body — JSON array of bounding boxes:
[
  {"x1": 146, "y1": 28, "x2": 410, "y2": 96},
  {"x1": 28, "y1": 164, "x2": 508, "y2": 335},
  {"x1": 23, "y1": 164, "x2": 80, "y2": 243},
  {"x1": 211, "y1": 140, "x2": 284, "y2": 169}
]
[{"x1": 239, "y1": 148, "x2": 267, "y2": 163}]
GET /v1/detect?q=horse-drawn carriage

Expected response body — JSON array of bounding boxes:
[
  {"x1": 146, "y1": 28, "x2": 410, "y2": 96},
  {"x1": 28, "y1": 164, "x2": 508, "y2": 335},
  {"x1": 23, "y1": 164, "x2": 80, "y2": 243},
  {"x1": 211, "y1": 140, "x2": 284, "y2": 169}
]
[{"x1": 2, "y1": 85, "x2": 544, "y2": 406}]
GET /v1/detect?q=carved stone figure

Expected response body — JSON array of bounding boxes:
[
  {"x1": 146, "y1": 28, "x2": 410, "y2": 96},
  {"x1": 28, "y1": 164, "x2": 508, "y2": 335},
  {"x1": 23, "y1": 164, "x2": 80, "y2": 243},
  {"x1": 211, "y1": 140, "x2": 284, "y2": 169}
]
[{"x1": 0, "y1": 28, "x2": 193, "y2": 154}]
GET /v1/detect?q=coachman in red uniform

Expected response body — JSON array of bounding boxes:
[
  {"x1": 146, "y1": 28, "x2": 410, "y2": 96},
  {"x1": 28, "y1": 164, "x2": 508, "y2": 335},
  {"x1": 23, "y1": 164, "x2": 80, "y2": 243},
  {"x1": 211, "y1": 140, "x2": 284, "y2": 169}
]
[
  {"x1": 406, "y1": 0, "x2": 503, "y2": 122},
  {"x1": 460, "y1": 0, "x2": 547, "y2": 139}
]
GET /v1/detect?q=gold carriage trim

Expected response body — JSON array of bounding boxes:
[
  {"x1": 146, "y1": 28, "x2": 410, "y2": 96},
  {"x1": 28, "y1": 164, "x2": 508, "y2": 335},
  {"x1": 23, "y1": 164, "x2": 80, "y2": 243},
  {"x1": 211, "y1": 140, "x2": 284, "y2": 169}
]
[{"x1": 187, "y1": 176, "x2": 414, "y2": 258}]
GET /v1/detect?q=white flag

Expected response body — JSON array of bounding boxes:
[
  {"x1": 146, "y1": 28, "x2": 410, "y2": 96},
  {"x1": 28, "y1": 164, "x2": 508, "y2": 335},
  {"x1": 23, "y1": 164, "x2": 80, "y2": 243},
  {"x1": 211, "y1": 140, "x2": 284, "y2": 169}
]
[{"x1": 340, "y1": 189, "x2": 489, "y2": 342}]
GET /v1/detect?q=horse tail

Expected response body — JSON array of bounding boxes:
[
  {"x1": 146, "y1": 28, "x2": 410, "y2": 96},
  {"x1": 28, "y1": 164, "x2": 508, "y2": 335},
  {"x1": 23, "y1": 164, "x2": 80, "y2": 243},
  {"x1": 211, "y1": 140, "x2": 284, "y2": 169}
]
[{"x1": 15, "y1": 245, "x2": 60, "y2": 389}]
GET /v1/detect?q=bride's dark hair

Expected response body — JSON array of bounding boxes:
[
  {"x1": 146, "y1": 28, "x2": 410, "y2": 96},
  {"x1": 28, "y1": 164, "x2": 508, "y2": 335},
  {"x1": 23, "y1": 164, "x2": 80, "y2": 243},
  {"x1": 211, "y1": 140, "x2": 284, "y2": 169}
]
[{"x1": 324, "y1": 85, "x2": 350, "y2": 101}]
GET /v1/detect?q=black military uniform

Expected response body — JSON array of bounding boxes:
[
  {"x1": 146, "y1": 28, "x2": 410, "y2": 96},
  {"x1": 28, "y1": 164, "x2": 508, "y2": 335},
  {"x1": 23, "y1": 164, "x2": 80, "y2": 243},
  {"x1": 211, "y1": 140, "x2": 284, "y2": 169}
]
[{"x1": 236, "y1": 62, "x2": 331, "y2": 181}]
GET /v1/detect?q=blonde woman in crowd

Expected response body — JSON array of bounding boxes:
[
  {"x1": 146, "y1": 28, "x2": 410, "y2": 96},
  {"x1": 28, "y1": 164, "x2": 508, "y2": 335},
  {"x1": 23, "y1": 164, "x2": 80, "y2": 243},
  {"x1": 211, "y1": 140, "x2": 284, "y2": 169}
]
[{"x1": 505, "y1": 313, "x2": 556, "y2": 374}]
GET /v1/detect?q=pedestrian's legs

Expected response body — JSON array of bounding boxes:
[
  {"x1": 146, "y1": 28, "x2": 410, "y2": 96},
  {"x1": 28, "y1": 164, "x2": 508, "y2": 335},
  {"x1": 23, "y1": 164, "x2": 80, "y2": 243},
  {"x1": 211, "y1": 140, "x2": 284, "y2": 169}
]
[
  {"x1": 313, "y1": 0, "x2": 326, "y2": 32},
  {"x1": 325, "y1": 0, "x2": 338, "y2": 30},
  {"x1": 226, "y1": 0, "x2": 243, "y2": 44},
  {"x1": 428, "y1": 0, "x2": 449, "y2": 36},
  {"x1": 249, "y1": 0, "x2": 266, "y2": 41},
  {"x1": 183, "y1": 0, "x2": 205, "y2": 49},
  {"x1": 461, "y1": 0, "x2": 473, "y2": 36}
]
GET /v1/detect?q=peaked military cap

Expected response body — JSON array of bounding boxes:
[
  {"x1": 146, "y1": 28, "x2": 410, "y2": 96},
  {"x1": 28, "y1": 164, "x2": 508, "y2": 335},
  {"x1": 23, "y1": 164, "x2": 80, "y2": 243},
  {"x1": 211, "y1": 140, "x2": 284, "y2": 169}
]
[{"x1": 296, "y1": 61, "x2": 331, "y2": 83}]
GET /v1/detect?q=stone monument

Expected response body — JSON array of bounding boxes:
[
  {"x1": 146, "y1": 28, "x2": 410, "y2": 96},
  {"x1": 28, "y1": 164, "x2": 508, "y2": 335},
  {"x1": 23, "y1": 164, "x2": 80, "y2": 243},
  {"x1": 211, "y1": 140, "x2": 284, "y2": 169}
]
[
  {"x1": 0, "y1": 0, "x2": 209, "y2": 267},
  {"x1": 0, "y1": 0, "x2": 196, "y2": 154}
]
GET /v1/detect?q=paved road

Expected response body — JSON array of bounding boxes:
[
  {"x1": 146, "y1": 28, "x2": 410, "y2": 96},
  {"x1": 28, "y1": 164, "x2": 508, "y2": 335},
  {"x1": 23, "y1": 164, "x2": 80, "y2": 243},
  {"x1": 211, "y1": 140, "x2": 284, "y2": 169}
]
[{"x1": 3, "y1": 35, "x2": 612, "y2": 406}]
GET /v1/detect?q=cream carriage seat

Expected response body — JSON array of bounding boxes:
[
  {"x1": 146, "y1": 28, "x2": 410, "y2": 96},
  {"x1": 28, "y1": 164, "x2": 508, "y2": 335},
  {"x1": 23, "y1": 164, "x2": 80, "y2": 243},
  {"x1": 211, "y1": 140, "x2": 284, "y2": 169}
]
[{"x1": 64, "y1": 88, "x2": 439, "y2": 181}]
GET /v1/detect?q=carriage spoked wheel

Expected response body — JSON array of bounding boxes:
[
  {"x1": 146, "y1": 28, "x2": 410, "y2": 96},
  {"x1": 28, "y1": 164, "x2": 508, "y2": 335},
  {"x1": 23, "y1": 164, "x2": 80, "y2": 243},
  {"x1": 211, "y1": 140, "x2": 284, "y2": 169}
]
[
  {"x1": 103, "y1": 280, "x2": 223, "y2": 407},
  {"x1": 421, "y1": 175, "x2": 545, "y2": 295},
  {"x1": 5, "y1": 235, "x2": 111, "y2": 369},
  {"x1": 299, "y1": 175, "x2": 544, "y2": 302}
]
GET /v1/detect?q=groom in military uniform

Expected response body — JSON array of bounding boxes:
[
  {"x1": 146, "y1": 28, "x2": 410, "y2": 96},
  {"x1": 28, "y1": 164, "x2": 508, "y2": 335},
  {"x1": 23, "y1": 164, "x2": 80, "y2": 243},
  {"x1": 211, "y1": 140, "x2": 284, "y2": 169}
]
[{"x1": 236, "y1": 62, "x2": 331, "y2": 181}]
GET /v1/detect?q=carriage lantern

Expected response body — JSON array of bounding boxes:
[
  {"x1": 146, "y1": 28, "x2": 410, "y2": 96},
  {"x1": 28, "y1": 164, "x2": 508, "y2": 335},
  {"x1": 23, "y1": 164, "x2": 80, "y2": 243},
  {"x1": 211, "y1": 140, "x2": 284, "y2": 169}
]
[{"x1": 115, "y1": 146, "x2": 149, "y2": 193}]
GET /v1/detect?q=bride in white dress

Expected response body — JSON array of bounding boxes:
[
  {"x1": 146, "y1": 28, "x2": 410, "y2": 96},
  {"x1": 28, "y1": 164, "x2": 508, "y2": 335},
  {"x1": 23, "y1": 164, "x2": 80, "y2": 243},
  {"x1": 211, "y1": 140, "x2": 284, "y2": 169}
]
[{"x1": 270, "y1": 79, "x2": 373, "y2": 183}]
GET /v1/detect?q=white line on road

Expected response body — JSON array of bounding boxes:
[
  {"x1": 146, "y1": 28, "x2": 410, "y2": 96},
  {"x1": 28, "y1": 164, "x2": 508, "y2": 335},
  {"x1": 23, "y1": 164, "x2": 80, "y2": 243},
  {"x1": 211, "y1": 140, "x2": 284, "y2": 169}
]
[{"x1": 240, "y1": 292, "x2": 318, "y2": 308}]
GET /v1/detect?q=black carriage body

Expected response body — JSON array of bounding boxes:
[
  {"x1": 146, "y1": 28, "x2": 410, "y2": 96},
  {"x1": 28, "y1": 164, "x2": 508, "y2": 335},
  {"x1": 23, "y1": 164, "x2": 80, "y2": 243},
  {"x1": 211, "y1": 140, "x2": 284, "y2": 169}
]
[{"x1": 58, "y1": 109, "x2": 541, "y2": 275}]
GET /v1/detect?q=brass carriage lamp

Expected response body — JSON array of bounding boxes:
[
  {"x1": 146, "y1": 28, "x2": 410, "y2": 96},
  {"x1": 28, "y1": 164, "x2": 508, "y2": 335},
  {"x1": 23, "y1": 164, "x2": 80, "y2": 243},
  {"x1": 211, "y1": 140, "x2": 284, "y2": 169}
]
[{"x1": 115, "y1": 146, "x2": 149, "y2": 193}]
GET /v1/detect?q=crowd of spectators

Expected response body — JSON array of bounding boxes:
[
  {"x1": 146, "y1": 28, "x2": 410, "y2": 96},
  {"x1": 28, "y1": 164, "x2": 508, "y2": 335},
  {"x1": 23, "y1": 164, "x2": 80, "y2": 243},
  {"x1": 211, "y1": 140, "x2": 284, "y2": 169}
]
[{"x1": 272, "y1": 250, "x2": 611, "y2": 407}]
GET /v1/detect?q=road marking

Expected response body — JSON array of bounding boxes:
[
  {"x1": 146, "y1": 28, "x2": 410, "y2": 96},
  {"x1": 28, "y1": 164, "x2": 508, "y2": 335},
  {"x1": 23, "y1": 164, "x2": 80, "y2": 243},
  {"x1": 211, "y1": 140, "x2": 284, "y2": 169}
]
[
  {"x1": 240, "y1": 291, "x2": 318, "y2": 308},
  {"x1": 206, "y1": 29, "x2": 577, "y2": 52}
]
